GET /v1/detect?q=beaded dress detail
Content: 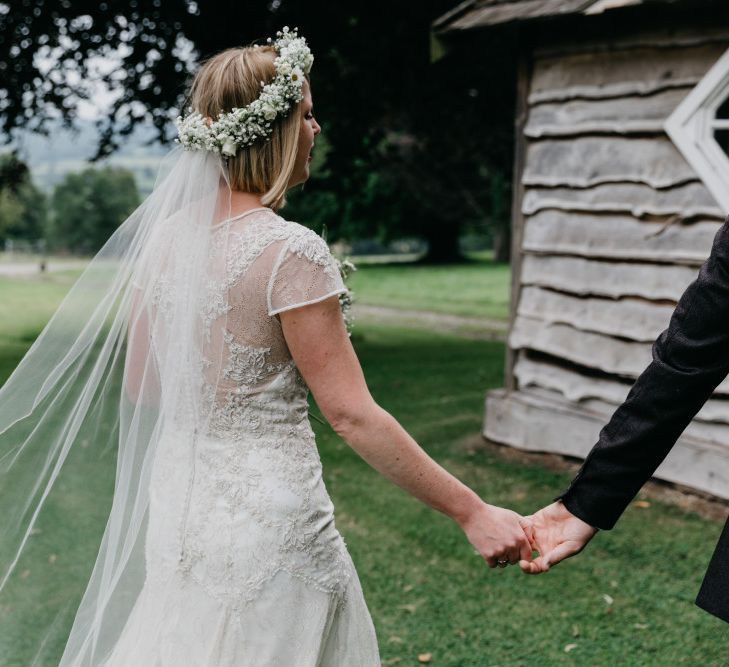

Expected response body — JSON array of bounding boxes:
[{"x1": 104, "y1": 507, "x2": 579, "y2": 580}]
[{"x1": 103, "y1": 208, "x2": 381, "y2": 666}]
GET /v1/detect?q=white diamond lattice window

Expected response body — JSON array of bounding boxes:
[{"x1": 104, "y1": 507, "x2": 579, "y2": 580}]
[
  {"x1": 714, "y1": 96, "x2": 729, "y2": 158},
  {"x1": 666, "y1": 47, "x2": 729, "y2": 213}
]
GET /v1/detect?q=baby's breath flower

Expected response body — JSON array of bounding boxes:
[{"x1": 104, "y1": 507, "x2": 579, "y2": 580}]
[
  {"x1": 333, "y1": 255, "x2": 357, "y2": 335},
  {"x1": 175, "y1": 28, "x2": 313, "y2": 155}
]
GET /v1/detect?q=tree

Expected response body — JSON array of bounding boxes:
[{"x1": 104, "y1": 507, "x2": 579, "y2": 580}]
[
  {"x1": 2, "y1": 1, "x2": 516, "y2": 261},
  {"x1": 49, "y1": 166, "x2": 139, "y2": 253},
  {"x1": 0, "y1": 187, "x2": 24, "y2": 239},
  {"x1": 0, "y1": 152, "x2": 47, "y2": 242}
]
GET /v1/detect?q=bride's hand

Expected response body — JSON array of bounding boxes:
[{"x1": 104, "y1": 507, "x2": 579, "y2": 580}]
[{"x1": 459, "y1": 502, "x2": 534, "y2": 568}]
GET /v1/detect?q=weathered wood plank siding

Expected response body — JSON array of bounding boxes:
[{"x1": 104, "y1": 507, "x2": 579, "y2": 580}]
[
  {"x1": 522, "y1": 182, "x2": 724, "y2": 220},
  {"x1": 525, "y1": 88, "x2": 691, "y2": 138},
  {"x1": 513, "y1": 354, "x2": 729, "y2": 424},
  {"x1": 529, "y1": 43, "x2": 728, "y2": 103},
  {"x1": 517, "y1": 286, "x2": 675, "y2": 341},
  {"x1": 486, "y1": 388, "x2": 729, "y2": 500},
  {"x1": 522, "y1": 136, "x2": 699, "y2": 188},
  {"x1": 522, "y1": 211, "x2": 721, "y2": 264},
  {"x1": 520, "y1": 255, "x2": 700, "y2": 300},
  {"x1": 487, "y1": 30, "x2": 729, "y2": 496}
]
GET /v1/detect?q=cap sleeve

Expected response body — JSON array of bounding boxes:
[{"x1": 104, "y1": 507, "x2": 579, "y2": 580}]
[{"x1": 267, "y1": 227, "x2": 347, "y2": 316}]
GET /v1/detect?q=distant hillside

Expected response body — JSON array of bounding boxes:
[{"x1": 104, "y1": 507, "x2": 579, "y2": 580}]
[{"x1": 7, "y1": 119, "x2": 170, "y2": 196}]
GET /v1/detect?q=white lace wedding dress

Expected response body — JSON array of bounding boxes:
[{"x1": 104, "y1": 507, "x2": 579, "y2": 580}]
[{"x1": 104, "y1": 208, "x2": 381, "y2": 666}]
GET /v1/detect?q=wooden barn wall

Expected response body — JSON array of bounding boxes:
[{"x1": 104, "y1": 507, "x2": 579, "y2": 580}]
[{"x1": 486, "y1": 27, "x2": 729, "y2": 498}]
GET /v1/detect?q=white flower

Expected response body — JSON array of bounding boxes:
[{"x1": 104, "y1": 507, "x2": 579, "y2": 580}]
[
  {"x1": 261, "y1": 103, "x2": 277, "y2": 121},
  {"x1": 175, "y1": 28, "x2": 312, "y2": 154},
  {"x1": 221, "y1": 138, "x2": 238, "y2": 157},
  {"x1": 290, "y1": 67, "x2": 305, "y2": 86}
]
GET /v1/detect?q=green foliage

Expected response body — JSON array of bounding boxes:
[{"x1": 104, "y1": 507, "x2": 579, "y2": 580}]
[
  {"x1": 6, "y1": 2, "x2": 516, "y2": 261},
  {"x1": 0, "y1": 153, "x2": 48, "y2": 243},
  {"x1": 0, "y1": 189, "x2": 24, "y2": 239},
  {"x1": 48, "y1": 167, "x2": 140, "y2": 254},
  {"x1": 0, "y1": 156, "x2": 140, "y2": 254}
]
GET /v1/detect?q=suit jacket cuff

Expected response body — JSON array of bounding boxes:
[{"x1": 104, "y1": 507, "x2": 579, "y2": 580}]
[{"x1": 554, "y1": 484, "x2": 621, "y2": 531}]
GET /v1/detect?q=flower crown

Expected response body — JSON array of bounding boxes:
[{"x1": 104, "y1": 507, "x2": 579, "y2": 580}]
[{"x1": 175, "y1": 27, "x2": 313, "y2": 158}]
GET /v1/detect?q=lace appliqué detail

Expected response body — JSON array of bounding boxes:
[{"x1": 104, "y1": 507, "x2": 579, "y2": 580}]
[
  {"x1": 145, "y1": 212, "x2": 352, "y2": 615},
  {"x1": 204, "y1": 332, "x2": 295, "y2": 440},
  {"x1": 221, "y1": 331, "x2": 289, "y2": 388},
  {"x1": 199, "y1": 214, "x2": 319, "y2": 339},
  {"x1": 150, "y1": 274, "x2": 177, "y2": 322},
  {"x1": 170, "y1": 396, "x2": 351, "y2": 612},
  {"x1": 287, "y1": 227, "x2": 339, "y2": 280}
]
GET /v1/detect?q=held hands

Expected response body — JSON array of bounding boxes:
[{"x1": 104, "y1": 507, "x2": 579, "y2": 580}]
[
  {"x1": 518, "y1": 501, "x2": 598, "y2": 574},
  {"x1": 461, "y1": 500, "x2": 597, "y2": 572},
  {"x1": 460, "y1": 502, "x2": 534, "y2": 568}
]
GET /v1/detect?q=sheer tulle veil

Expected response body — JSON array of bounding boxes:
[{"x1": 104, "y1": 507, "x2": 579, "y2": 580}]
[{"x1": 0, "y1": 145, "x2": 240, "y2": 665}]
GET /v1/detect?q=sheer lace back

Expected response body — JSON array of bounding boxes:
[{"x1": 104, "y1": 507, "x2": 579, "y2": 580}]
[
  {"x1": 200, "y1": 208, "x2": 345, "y2": 434},
  {"x1": 141, "y1": 208, "x2": 351, "y2": 614}
]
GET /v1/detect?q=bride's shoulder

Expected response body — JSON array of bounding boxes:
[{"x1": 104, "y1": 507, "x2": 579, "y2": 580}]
[
  {"x1": 255, "y1": 212, "x2": 306, "y2": 238},
  {"x1": 276, "y1": 218, "x2": 334, "y2": 266},
  {"x1": 271, "y1": 214, "x2": 315, "y2": 237},
  {"x1": 268, "y1": 215, "x2": 330, "y2": 255},
  {"x1": 238, "y1": 211, "x2": 308, "y2": 250}
]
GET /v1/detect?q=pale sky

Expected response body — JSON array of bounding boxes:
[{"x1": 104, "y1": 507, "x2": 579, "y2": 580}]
[{"x1": 32, "y1": 27, "x2": 198, "y2": 121}]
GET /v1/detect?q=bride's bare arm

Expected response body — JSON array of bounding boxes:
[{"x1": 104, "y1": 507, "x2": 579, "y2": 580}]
[
  {"x1": 124, "y1": 287, "x2": 156, "y2": 406},
  {"x1": 279, "y1": 296, "x2": 532, "y2": 567}
]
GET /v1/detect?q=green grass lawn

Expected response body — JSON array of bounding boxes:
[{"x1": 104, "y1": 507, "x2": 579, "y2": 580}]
[
  {"x1": 0, "y1": 271, "x2": 726, "y2": 665},
  {"x1": 319, "y1": 326, "x2": 726, "y2": 666},
  {"x1": 348, "y1": 260, "x2": 511, "y2": 320},
  {"x1": 0, "y1": 271, "x2": 83, "y2": 381}
]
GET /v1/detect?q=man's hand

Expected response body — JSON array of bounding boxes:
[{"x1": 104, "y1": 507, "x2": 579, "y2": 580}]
[{"x1": 519, "y1": 501, "x2": 598, "y2": 574}]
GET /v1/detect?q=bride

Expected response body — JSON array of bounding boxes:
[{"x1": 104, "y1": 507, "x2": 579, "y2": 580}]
[{"x1": 0, "y1": 28, "x2": 532, "y2": 665}]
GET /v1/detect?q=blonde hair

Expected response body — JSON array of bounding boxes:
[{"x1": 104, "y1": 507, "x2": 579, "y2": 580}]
[{"x1": 188, "y1": 45, "x2": 302, "y2": 210}]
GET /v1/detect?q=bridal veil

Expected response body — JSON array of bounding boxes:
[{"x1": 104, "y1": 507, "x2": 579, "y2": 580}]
[{"x1": 0, "y1": 146, "x2": 241, "y2": 665}]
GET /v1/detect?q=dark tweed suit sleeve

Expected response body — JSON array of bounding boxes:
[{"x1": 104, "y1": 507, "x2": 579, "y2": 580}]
[{"x1": 556, "y1": 216, "x2": 729, "y2": 530}]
